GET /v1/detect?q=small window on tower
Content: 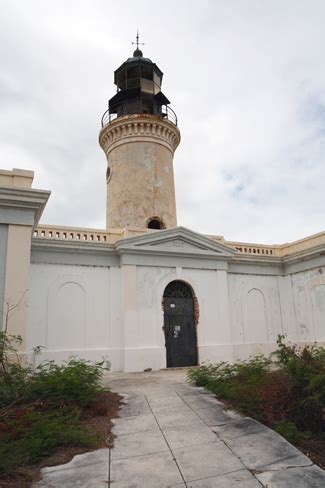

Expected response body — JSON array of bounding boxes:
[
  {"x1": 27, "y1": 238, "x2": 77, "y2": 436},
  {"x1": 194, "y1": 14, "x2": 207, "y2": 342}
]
[{"x1": 147, "y1": 217, "x2": 165, "y2": 230}]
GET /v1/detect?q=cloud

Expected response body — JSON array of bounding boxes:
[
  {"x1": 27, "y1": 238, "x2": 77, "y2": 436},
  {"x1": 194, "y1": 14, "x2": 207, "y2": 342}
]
[{"x1": 0, "y1": 0, "x2": 325, "y2": 244}]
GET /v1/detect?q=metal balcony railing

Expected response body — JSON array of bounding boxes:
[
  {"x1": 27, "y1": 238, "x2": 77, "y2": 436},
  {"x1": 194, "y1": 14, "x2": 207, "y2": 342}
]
[{"x1": 101, "y1": 105, "x2": 178, "y2": 127}]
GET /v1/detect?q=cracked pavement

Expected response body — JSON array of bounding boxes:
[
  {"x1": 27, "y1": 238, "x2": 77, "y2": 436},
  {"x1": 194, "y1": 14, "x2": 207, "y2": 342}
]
[{"x1": 35, "y1": 369, "x2": 325, "y2": 487}]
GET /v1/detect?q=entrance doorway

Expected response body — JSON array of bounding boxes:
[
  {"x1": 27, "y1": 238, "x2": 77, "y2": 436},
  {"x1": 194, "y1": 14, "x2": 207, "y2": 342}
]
[{"x1": 163, "y1": 280, "x2": 198, "y2": 368}]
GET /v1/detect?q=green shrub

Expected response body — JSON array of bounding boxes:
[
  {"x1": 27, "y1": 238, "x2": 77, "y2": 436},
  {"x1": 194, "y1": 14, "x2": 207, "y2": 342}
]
[
  {"x1": 0, "y1": 332, "x2": 31, "y2": 407},
  {"x1": 187, "y1": 356, "x2": 271, "y2": 386},
  {"x1": 1, "y1": 331, "x2": 111, "y2": 410},
  {"x1": 272, "y1": 335, "x2": 325, "y2": 433},
  {"x1": 27, "y1": 357, "x2": 111, "y2": 408},
  {"x1": 0, "y1": 330, "x2": 112, "y2": 477},
  {"x1": 187, "y1": 356, "x2": 272, "y2": 420},
  {"x1": 188, "y1": 336, "x2": 325, "y2": 436},
  {"x1": 275, "y1": 421, "x2": 301, "y2": 444}
]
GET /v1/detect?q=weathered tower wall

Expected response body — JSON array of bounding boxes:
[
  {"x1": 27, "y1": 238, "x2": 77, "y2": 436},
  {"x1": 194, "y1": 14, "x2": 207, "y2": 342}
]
[{"x1": 99, "y1": 114, "x2": 180, "y2": 229}]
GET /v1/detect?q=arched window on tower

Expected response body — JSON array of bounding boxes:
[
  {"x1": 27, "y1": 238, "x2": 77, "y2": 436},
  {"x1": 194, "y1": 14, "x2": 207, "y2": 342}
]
[{"x1": 147, "y1": 217, "x2": 165, "y2": 230}]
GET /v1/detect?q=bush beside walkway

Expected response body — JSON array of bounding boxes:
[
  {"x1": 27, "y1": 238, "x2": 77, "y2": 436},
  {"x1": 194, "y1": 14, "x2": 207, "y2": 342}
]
[
  {"x1": 188, "y1": 336, "x2": 325, "y2": 468},
  {"x1": 0, "y1": 332, "x2": 121, "y2": 486}
]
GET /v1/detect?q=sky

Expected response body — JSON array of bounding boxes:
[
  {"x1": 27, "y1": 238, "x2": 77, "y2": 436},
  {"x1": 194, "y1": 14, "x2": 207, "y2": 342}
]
[{"x1": 1, "y1": 0, "x2": 325, "y2": 244}]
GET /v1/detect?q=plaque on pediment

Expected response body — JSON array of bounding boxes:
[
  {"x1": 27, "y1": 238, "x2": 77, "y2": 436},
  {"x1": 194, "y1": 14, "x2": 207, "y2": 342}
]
[{"x1": 172, "y1": 239, "x2": 184, "y2": 247}]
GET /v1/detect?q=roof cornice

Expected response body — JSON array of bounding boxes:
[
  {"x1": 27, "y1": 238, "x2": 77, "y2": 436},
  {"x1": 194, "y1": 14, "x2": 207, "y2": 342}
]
[{"x1": 0, "y1": 186, "x2": 51, "y2": 229}]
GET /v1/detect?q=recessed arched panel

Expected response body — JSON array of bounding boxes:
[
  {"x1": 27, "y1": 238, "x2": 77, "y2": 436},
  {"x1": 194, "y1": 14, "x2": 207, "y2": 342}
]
[
  {"x1": 243, "y1": 288, "x2": 268, "y2": 344},
  {"x1": 48, "y1": 281, "x2": 85, "y2": 350},
  {"x1": 310, "y1": 284, "x2": 325, "y2": 340}
]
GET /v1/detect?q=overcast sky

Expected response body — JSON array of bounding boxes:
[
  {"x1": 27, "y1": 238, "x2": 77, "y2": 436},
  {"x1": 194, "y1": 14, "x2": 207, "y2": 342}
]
[{"x1": 1, "y1": 0, "x2": 325, "y2": 244}]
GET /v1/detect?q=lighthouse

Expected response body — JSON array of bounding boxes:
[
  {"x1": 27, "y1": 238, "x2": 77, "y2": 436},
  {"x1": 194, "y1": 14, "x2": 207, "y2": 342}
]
[{"x1": 99, "y1": 36, "x2": 180, "y2": 230}]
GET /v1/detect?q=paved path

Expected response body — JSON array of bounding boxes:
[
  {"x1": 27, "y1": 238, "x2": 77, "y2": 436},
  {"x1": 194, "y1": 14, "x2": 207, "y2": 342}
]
[{"x1": 37, "y1": 369, "x2": 325, "y2": 487}]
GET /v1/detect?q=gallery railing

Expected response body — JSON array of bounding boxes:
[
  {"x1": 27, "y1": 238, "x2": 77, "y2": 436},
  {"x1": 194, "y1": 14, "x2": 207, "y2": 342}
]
[{"x1": 101, "y1": 105, "x2": 178, "y2": 127}]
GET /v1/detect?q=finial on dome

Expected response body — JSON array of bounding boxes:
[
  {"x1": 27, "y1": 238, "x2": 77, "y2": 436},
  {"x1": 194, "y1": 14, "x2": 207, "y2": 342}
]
[
  {"x1": 132, "y1": 30, "x2": 144, "y2": 57},
  {"x1": 133, "y1": 48, "x2": 143, "y2": 57}
]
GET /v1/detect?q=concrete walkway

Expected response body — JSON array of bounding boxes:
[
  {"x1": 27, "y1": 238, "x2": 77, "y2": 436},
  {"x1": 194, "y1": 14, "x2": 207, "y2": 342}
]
[{"x1": 36, "y1": 369, "x2": 325, "y2": 487}]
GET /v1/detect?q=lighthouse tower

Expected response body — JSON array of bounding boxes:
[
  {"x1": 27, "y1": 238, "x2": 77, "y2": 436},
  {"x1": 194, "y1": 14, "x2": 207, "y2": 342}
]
[{"x1": 99, "y1": 39, "x2": 180, "y2": 230}]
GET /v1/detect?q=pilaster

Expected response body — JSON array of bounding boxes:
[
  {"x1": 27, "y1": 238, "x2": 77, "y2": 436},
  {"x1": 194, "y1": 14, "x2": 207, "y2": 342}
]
[
  {"x1": 0, "y1": 169, "x2": 50, "y2": 351},
  {"x1": 121, "y1": 264, "x2": 139, "y2": 371},
  {"x1": 216, "y1": 269, "x2": 232, "y2": 345}
]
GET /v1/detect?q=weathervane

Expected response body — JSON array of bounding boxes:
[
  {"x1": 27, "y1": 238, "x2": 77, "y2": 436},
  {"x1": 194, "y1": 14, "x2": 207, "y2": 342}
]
[{"x1": 132, "y1": 30, "x2": 145, "y2": 50}]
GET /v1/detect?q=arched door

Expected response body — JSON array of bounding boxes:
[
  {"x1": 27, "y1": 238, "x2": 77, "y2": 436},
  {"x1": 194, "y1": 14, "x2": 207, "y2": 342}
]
[{"x1": 163, "y1": 280, "x2": 198, "y2": 368}]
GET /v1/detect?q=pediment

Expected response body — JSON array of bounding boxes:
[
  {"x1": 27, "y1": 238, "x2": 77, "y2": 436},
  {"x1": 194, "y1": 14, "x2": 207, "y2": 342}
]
[{"x1": 115, "y1": 226, "x2": 235, "y2": 259}]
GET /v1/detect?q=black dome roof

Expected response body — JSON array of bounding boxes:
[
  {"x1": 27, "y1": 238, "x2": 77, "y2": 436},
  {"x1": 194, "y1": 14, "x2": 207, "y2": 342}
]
[{"x1": 115, "y1": 50, "x2": 163, "y2": 79}]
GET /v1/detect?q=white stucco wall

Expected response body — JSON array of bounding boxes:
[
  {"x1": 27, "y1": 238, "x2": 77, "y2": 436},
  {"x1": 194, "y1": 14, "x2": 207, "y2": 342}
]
[
  {"x1": 27, "y1": 262, "x2": 237, "y2": 371},
  {"x1": 228, "y1": 266, "x2": 325, "y2": 361},
  {"x1": 228, "y1": 273, "x2": 283, "y2": 359},
  {"x1": 26, "y1": 259, "x2": 325, "y2": 372},
  {"x1": 27, "y1": 263, "x2": 124, "y2": 370}
]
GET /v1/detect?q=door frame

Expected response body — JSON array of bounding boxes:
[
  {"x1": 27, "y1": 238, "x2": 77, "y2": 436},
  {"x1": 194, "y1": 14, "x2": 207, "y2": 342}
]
[{"x1": 162, "y1": 279, "x2": 198, "y2": 368}]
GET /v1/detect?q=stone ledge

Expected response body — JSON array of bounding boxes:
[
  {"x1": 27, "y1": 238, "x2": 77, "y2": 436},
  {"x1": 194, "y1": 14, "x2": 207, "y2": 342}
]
[{"x1": 99, "y1": 114, "x2": 181, "y2": 156}]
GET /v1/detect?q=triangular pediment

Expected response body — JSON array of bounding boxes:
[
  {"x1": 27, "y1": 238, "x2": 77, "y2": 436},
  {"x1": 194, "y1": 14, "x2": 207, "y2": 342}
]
[{"x1": 115, "y1": 226, "x2": 235, "y2": 259}]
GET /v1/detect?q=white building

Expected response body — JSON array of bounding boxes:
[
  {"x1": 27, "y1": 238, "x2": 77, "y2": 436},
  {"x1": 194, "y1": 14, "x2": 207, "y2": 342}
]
[{"x1": 0, "y1": 47, "x2": 324, "y2": 371}]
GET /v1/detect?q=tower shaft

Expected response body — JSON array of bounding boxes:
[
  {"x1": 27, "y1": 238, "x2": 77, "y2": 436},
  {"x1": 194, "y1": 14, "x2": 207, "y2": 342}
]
[{"x1": 99, "y1": 114, "x2": 180, "y2": 229}]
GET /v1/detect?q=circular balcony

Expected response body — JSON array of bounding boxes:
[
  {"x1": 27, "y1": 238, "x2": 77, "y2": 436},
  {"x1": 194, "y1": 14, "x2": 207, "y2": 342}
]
[{"x1": 101, "y1": 105, "x2": 178, "y2": 128}]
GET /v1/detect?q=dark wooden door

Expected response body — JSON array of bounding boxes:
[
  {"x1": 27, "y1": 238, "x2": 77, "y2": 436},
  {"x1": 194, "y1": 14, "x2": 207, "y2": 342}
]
[{"x1": 163, "y1": 281, "x2": 197, "y2": 368}]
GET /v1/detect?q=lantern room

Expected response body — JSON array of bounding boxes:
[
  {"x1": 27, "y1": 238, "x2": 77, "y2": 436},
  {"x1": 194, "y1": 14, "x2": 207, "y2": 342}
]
[{"x1": 105, "y1": 47, "x2": 175, "y2": 123}]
